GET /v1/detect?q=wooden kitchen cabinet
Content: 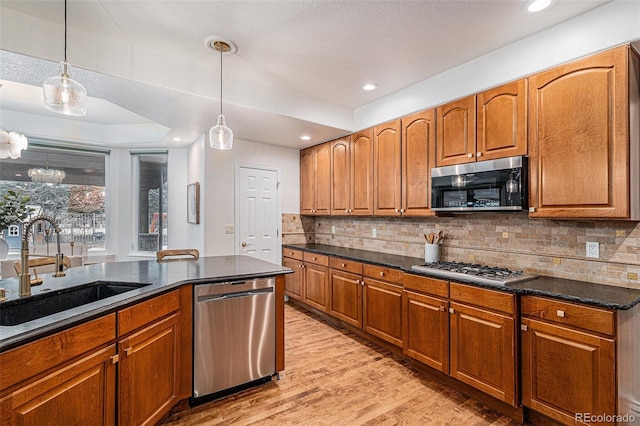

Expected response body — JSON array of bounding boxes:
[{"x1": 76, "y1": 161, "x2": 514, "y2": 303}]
[
  {"x1": 300, "y1": 142, "x2": 331, "y2": 215},
  {"x1": 303, "y1": 253, "x2": 330, "y2": 312},
  {"x1": 0, "y1": 315, "x2": 117, "y2": 426},
  {"x1": 402, "y1": 109, "x2": 436, "y2": 216},
  {"x1": 330, "y1": 136, "x2": 351, "y2": 215},
  {"x1": 403, "y1": 275, "x2": 449, "y2": 373},
  {"x1": 449, "y1": 283, "x2": 517, "y2": 406},
  {"x1": 373, "y1": 119, "x2": 402, "y2": 216},
  {"x1": 521, "y1": 296, "x2": 616, "y2": 425},
  {"x1": 363, "y1": 265, "x2": 404, "y2": 347},
  {"x1": 283, "y1": 255, "x2": 304, "y2": 301},
  {"x1": 436, "y1": 80, "x2": 527, "y2": 167},
  {"x1": 329, "y1": 258, "x2": 363, "y2": 328},
  {"x1": 528, "y1": 44, "x2": 640, "y2": 219},
  {"x1": 351, "y1": 128, "x2": 374, "y2": 215}
]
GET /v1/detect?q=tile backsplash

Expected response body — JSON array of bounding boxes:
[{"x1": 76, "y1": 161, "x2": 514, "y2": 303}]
[{"x1": 283, "y1": 212, "x2": 640, "y2": 289}]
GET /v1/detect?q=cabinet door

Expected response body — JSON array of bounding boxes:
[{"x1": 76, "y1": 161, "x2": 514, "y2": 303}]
[
  {"x1": 329, "y1": 269, "x2": 362, "y2": 328},
  {"x1": 118, "y1": 313, "x2": 181, "y2": 426},
  {"x1": 351, "y1": 129, "x2": 374, "y2": 215},
  {"x1": 283, "y1": 257, "x2": 304, "y2": 301},
  {"x1": 449, "y1": 302, "x2": 516, "y2": 406},
  {"x1": 300, "y1": 147, "x2": 316, "y2": 215},
  {"x1": 304, "y1": 263, "x2": 329, "y2": 312},
  {"x1": 402, "y1": 109, "x2": 435, "y2": 216},
  {"x1": 363, "y1": 278, "x2": 403, "y2": 347},
  {"x1": 403, "y1": 290, "x2": 449, "y2": 373},
  {"x1": 314, "y1": 143, "x2": 331, "y2": 215},
  {"x1": 330, "y1": 136, "x2": 351, "y2": 215},
  {"x1": 521, "y1": 317, "x2": 615, "y2": 425},
  {"x1": 528, "y1": 46, "x2": 630, "y2": 218},
  {"x1": 477, "y1": 79, "x2": 527, "y2": 161},
  {"x1": 0, "y1": 345, "x2": 116, "y2": 426},
  {"x1": 373, "y1": 119, "x2": 402, "y2": 216},
  {"x1": 436, "y1": 95, "x2": 476, "y2": 166}
]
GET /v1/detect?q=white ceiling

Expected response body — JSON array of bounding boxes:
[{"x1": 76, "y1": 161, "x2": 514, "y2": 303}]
[{"x1": 0, "y1": 0, "x2": 613, "y2": 149}]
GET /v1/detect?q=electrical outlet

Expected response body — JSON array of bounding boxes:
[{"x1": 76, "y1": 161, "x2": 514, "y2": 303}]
[
  {"x1": 372, "y1": 228, "x2": 377, "y2": 238},
  {"x1": 501, "y1": 230, "x2": 509, "y2": 238},
  {"x1": 616, "y1": 230, "x2": 626, "y2": 238},
  {"x1": 586, "y1": 242, "x2": 600, "y2": 258},
  {"x1": 224, "y1": 225, "x2": 234, "y2": 234},
  {"x1": 553, "y1": 258, "x2": 561, "y2": 265},
  {"x1": 628, "y1": 272, "x2": 638, "y2": 281},
  {"x1": 331, "y1": 225, "x2": 336, "y2": 234},
  {"x1": 469, "y1": 254, "x2": 475, "y2": 261}
]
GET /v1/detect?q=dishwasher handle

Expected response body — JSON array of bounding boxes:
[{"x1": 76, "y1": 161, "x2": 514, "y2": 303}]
[{"x1": 197, "y1": 287, "x2": 273, "y2": 303}]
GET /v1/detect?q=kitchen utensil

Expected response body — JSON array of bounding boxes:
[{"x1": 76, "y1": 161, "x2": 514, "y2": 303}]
[{"x1": 438, "y1": 231, "x2": 444, "y2": 244}]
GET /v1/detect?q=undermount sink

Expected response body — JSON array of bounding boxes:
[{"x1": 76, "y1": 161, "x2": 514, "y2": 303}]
[{"x1": 0, "y1": 281, "x2": 152, "y2": 326}]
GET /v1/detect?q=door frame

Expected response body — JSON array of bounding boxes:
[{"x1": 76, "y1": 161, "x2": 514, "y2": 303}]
[{"x1": 234, "y1": 162, "x2": 282, "y2": 263}]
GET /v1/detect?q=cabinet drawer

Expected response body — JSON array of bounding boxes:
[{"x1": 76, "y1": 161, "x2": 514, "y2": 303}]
[
  {"x1": 0, "y1": 314, "x2": 116, "y2": 392},
  {"x1": 521, "y1": 296, "x2": 615, "y2": 336},
  {"x1": 303, "y1": 252, "x2": 329, "y2": 266},
  {"x1": 363, "y1": 264, "x2": 403, "y2": 284},
  {"x1": 282, "y1": 248, "x2": 303, "y2": 260},
  {"x1": 450, "y1": 282, "x2": 515, "y2": 315},
  {"x1": 118, "y1": 290, "x2": 180, "y2": 336},
  {"x1": 403, "y1": 274, "x2": 449, "y2": 298},
  {"x1": 330, "y1": 257, "x2": 363, "y2": 275}
]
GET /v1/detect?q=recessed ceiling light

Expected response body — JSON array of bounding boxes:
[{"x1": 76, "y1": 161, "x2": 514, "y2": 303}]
[
  {"x1": 362, "y1": 83, "x2": 378, "y2": 91},
  {"x1": 300, "y1": 135, "x2": 311, "y2": 141},
  {"x1": 172, "y1": 137, "x2": 181, "y2": 142},
  {"x1": 526, "y1": 0, "x2": 553, "y2": 13}
]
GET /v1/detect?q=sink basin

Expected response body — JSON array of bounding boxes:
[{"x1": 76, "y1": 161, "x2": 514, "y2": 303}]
[{"x1": 0, "y1": 281, "x2": 152, "y2": 326}]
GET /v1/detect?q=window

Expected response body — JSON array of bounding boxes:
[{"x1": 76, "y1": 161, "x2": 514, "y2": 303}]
[
  {"x1": 7, "y1": 225, "x2": 19, "y2": 237},
  {"x1": 0, "y1": 144, "x2": 107, "y2": 251},
  {"x1": 132, "y1": 152, "x2": 168, "y2": 252}
]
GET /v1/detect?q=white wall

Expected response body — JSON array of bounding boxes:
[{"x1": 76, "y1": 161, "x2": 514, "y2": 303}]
[
  {"x1": 203, "y1": 138, "x2": 300, "y2": 256},
  {"x1": 186, "y1": 136, "x2": 206, "y2": 254},
  {"x1": 106, "y1": 148, "x2": 132, "y2": 260},
  {"x1": 354, "y1": 0, "x2": 640, "y2": 130}
]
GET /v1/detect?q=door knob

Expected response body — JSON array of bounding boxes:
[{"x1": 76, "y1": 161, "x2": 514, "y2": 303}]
[{"x1": 241, "y1": 242, "x2": 252, "y2": 248}]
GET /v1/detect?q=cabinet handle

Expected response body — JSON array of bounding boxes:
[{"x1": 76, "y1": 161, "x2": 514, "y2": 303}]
[
  {"x1": 467, "y1": 153, "x2": 473, "y2": 158},
  {"x1": 556, "y1": 310, "x2": 565, "y2": 318},
  {"x1": 341, "y1": 263, "x2": 346, "y2": 267},
  {"x1": 349, "y1": 209, "x2": 352, "y2": 213},
  {"x1": 395, "y1": 208, "x2": 399, "y2": 213},
  {"x1": 355, "y1": 280, "x2": 360, "y2": 285},
  {"x1": 346, "y1": 209, "x2": 349, "y2": 213},
  {"x1": 449, "y1": 308, "x2": 455, "y2": 314},
  {"x1": 111, "y1": 354, "x2": 120, "y2": 364},
  {"x1": 125, "y1": 347, "x2": 133, "y2": 356},
  {"x1": 400, "y1": 209, "x2": 405, "y2": 213},
  {"x1": 439, "y1": 306, "x2": 445, "y2": 312},
  {"x1": 312, "y1": 257, "x2": 316, "y2": 260},
  {"x1": 476, "y1": 152, "x2": 482, "y2": 157},
  {"x1": 379, "y1": 271, "x2": 384, "y2": 277},
  {"x1": 521, "y1": 324, "x2": 528, "y2": 332}
]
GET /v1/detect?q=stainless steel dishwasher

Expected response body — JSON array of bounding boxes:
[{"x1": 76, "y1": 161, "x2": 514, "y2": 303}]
[{"x1": 192, "y1": 277, "x2": 276, "y2": 402}]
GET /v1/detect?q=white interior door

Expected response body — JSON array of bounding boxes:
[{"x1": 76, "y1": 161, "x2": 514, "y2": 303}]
[{"x1": 236, "y1": 164, "x2": 280, "y2": 264}]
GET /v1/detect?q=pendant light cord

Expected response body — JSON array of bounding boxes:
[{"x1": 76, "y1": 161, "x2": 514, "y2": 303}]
[
  {"x1": 219, "y1": 47, "x2": 223, "y2": 115},
  {"x1": 64, "y1": 0, "x2": 68, "y2": 62}
]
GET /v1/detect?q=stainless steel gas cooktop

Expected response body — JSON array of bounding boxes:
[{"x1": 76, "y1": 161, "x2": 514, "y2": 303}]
[{"x1": 410, "y1": 261, "x2": 538, "y2": 286}]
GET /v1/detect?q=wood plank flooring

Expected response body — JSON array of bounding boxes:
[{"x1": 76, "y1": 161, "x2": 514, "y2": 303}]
[{"x1": 161, "y1": 302, "x2": 521, "y2": 426}]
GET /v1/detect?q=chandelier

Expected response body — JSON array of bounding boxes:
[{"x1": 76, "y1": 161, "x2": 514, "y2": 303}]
[
  {"x1": 0, "y1": 129, "x2": 28, "y2": 159},
  {"x1": 28, "y1": 167, "x2": 66, "y2": 184}
]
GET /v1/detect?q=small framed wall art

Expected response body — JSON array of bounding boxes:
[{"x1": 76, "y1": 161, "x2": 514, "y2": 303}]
[{"x1": 187, "y1": 182, "x2": 200, "y2": 224}]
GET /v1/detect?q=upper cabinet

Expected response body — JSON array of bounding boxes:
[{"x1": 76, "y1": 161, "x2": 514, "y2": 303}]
[
  {"x1": 528, "y1": 45, "x2": 640, "y2": 219},
  {"x1": 330, "y1": 131, "x2": 374, "y2": 216},
  {"x1": 373, "y1": 119, "x2": 402, "y2": 216},
  {"x1": 402, "y1": 109, "x2": 436, "y2": 216},
  {"x1": 436, "y1": 80, "x2": 527, "y2": 167},
  {"x1": 300, "y1": 142, "x2": 331, "y2": 216}
]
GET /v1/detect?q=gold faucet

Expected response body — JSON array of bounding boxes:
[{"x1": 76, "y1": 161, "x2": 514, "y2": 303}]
[{"x1": 19, "y1": 215, "x2": 66, "y2": 297}]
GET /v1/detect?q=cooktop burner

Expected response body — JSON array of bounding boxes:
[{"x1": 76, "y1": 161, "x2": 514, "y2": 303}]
[{"x1": 410, "y1": 261, "x2": 538, "y2": 286}]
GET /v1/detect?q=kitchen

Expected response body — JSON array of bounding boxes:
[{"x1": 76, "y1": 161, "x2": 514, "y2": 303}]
[{"x1": 1, "y1": 1, "x2": 640, "y2": 425}]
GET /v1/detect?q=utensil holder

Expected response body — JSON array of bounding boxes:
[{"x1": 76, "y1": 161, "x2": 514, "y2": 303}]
[{"x1": 424, "y1": 244, "x2": 440, "y2": 263}]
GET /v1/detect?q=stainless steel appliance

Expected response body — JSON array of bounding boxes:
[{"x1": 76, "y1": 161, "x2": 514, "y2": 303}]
[
  {"x1": 411, "y1": 261, "x2": 538, "y2": 286},
  {"x1": 192, "y1": 277, "x2": 276, "y2": 402},
  {"x1": 431, "y1": 156, "x2": 528, "y2": 212}
]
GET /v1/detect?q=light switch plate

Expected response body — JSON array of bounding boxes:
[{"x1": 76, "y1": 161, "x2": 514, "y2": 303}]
[
  {"x1": 224, "y1": 225, "x2": 234, "y2": 234},
  {"x1": 372, "y1": 228, "x2": 377, "y2": 238}
]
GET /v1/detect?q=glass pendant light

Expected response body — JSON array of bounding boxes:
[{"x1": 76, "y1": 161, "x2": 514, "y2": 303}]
[
  {"x1": 43, "y1": 0, "x2": 87, "y2": 116},
  {"x1": 208, "y1": 40, "x2": 234, "y2": 150}
]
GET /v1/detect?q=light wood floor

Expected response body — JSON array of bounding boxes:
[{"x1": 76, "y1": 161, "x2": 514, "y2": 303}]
[{"x1": 162, "y1": 302, "x2": 521, "y2": 426}]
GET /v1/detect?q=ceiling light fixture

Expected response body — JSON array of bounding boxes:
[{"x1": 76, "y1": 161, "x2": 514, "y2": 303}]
[
  {"x1": 205, "y1": 36, "x2": 237, "y2": 150},
  {"x1": 526, "y1": 0, "x2": 553, "y2": 13},
  {"x1": 0, "y1": 129, "x2": 28, "y2": 159},
  {"x1": 363, "y1": 83, "x2": 378, "y2": 91},
  {"x1": 300, "y1": 135, "x2": 311, "y2": 141},
  {"x1": 42, "y1": 0, "x2": 87, "y2": 116},
  {"x1": 28, "y1": 155, "x2": 65, "y2": 184}
]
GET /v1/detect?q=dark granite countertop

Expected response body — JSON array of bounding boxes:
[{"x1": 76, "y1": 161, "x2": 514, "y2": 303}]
[
  {"x1": 0, "y1": 255, "x2": 292, "y2": 351},
  {"x1": 284, "y1": 243, "x2": 640, "y2": 311}
]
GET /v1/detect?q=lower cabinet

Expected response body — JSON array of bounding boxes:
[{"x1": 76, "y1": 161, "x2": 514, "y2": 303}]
[
  {"x1": 521, "y1": 296, "x2": 616, "y2": 425},
  {"x1": 302, "y1": 252, "x2": 330, "y2": 312},
  {"x1": 363, "y1": 265, "x2": 404, "y2": 347},
  {"x1": 449, "y1": 283, "x2": 517, "y2": 407},
  {"x1": 329, "y1": 268, "x2": 363, "y2": 328},
  {"x1": 283, "y1": 256, "x2": 304, "y2": 301}
]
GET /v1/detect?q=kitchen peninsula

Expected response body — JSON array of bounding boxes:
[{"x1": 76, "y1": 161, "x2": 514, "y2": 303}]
[{"x1": 0, "y1": 255, "x2": 291, "y2": 425}]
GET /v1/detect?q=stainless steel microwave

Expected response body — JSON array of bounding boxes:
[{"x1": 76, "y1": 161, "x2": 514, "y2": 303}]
[{"x1": 431, "y1": 156, "x2": 528, "y2": 212}]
